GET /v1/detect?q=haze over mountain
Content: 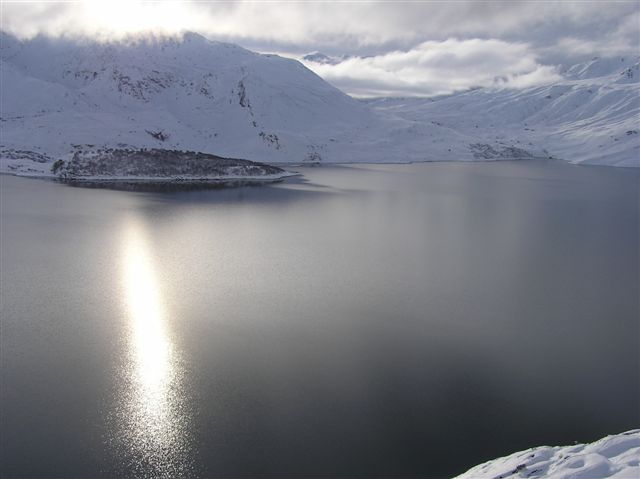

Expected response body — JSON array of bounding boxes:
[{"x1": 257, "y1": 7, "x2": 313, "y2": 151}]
[{"x1": 1, "y1": 32, "x2": 638, "y2": 173}]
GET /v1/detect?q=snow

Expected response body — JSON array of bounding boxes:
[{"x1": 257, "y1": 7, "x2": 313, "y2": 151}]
[
  {"x1": 1, "y1": 32, "x2": 638, "y2": 173},
  {"x1": 366, "y1": 56, "x2": 640, "y2": 167},
  {"x1": 455, "y1": 430, "x2": 640, "y2": 479}
]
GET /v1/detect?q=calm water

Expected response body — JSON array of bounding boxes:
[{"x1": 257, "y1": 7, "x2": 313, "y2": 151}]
[{"x1": 1, "y1": 161, "x2": 638, "y2": 478}]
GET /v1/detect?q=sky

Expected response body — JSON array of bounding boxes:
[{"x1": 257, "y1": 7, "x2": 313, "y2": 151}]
[{"x1": 1, "y1": 0, "x2": 639, "y2": 96}]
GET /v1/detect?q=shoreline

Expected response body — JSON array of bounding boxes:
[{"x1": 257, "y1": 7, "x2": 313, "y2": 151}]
[{"x1": 0, "y1": 170, "x2": 301, "y2": 182}]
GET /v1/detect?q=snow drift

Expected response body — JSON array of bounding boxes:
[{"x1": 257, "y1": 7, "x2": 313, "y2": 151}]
[{"x1": 455, "y1": 429, "x2": 639, "y2": 479}]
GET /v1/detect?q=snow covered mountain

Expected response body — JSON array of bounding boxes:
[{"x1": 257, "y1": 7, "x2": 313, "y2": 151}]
[
  {"x1": 369, "y1": 56, "x2": 640, "y2": 167},
  {"x1": 0, "y1": 31, "x2": 376, "y2": 169},
  {"x1": 302, "y1": 52, "x2": 349, "y2": 65},
  {"x1": 1, "y1": 31, "x2": 638, "y2": 173}
]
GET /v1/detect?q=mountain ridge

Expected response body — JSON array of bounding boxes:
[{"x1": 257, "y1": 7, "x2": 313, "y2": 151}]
[{"x1": 1, "y1": 31, "x2": 638, "y2": 173}]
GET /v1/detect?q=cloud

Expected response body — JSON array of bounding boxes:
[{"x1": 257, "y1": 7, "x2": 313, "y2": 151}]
[
  {"x1": 550, "y1": 12, "x2": 640, "y2": 60},
  {"x1": 1, "y1": 1, "x2": 209, "y2": 40},
  {"x1": 301, "y1": 39, "x2": 562, "y2": 97},
  {"x1": 2, "y1": 1, "x2": 638, "y2": 57},
  {"x1": 1, "y1": 1, "x2": 636, "y2": 97}
]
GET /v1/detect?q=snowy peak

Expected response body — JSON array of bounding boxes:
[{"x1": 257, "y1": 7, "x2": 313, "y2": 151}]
[
  {"x1": 0, "y1": 31, "x2": 360, "y2": 107},
  {"x1": 562, "y1": 56, "x2": 640, "y2": 83},
  {"x1": 302, "y1": 52, "x2": 343, "y2": 65}
]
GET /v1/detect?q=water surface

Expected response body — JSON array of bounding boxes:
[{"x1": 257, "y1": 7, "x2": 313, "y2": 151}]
[{"x1": 1, "y1": 160, "x2": 638, "y2": 478}]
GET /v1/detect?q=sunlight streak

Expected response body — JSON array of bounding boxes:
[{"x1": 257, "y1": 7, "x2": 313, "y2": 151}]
[
  {"x1": 124, "y1": 226, "x2": 172, "y2": 418},
  {"x1": 119, "y1": 218, "x2": 193, "y2": 477}
]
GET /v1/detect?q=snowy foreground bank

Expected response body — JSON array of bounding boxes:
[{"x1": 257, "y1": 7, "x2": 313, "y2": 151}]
[{"x1": 455, "y1": 430, "x2": 639, "y2": 479}]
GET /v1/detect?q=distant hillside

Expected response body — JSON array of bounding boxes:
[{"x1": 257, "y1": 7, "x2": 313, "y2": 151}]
[{"x1": 368, "y1": 56, "x2": 640, "y2": 167}]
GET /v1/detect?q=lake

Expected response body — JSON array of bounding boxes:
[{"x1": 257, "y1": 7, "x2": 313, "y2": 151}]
[{"x1": 1, "y1": 160, "x2": 638, "y2": 478}]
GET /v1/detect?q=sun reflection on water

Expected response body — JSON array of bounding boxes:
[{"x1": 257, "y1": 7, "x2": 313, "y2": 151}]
[{"x1": 116, "y1": 219, "x2": 194, "y2": 478}]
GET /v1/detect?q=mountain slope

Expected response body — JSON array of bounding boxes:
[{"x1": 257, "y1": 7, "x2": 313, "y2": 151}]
[{"x1": 368, "y1": 56, "x2": 640, "y2": 167}]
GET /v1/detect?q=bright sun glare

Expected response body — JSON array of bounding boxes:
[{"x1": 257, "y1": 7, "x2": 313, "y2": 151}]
[
  {"x1": 81, "y1": 0, "x2": 201, "y2": 36},
  {"x1": 124, "y1": 228, "x2": 171, "y2": 392}
]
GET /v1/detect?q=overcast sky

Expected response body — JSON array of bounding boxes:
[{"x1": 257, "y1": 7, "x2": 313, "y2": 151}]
[{"x1": 2, "y1": 1, "x2": 639, "y2": 96}]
